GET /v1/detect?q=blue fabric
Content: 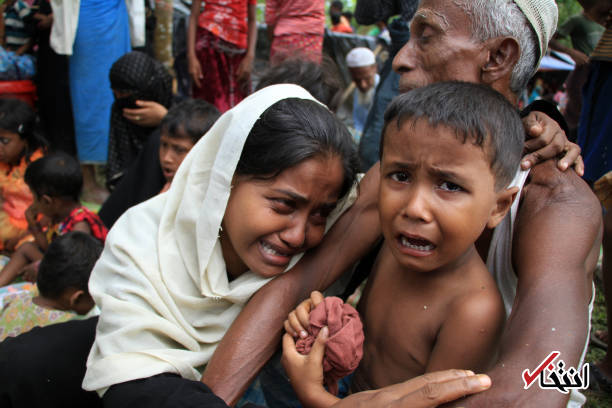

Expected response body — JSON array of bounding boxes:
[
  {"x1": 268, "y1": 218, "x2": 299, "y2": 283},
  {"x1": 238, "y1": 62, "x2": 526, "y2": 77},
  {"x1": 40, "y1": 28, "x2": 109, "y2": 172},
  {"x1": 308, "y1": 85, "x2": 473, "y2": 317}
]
[
  {"x1": 239, "y1": 351, "x2": 356, "y2": 408},
  {"x1": 0, "y1": 46, "x2": 35, "y2": 80},
  {"x1": 69, "y1": 0, "x2": 131, "y2": 163},
  {"x1": 357, "y1": 17, "x2": 410, "y2": 171},
  {"x1": 577, "y1": 61, "x2": 612, "y2": 183}
]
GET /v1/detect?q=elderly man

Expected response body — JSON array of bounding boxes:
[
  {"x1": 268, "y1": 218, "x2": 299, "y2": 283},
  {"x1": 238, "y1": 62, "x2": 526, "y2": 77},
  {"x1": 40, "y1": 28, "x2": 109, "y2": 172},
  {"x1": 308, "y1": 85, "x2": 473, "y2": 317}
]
[
  {"x1": 204, "y1": 1, "x2": 601, "y2": 407},
  {"x1": 337, "y1": 47, "x2": 380, "y2": 142}
]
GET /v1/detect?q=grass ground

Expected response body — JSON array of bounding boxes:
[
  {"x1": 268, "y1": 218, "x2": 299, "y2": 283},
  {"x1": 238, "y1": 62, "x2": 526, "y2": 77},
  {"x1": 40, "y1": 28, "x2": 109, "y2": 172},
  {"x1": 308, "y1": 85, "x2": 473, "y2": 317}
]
[{"x1": 584, "y1": 271, "x2": 612, "y2": 407}]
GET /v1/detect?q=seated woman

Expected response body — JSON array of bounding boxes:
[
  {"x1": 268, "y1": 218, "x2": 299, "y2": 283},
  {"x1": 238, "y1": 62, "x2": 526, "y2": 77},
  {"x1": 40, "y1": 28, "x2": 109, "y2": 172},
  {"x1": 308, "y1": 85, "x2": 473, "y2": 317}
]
[
  {"x1": 0, "y1": 85, "x2": 492, "y2": 408},
  {"x1": 83, "y1": 84, "x2": 360, "y2": 404}
]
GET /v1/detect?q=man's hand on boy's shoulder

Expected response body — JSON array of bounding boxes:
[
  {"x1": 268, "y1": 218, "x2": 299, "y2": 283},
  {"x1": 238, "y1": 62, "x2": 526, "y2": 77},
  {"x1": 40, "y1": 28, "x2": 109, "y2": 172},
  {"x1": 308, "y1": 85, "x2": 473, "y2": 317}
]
[{"x1": 520, "y1": 111, "x2": 583, "y2": 176}]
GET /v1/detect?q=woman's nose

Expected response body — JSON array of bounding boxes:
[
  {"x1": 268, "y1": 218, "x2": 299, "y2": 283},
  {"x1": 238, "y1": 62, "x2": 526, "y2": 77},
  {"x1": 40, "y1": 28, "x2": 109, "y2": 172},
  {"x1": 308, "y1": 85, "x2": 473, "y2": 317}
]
[{"x1": 279, "y1": 218, "x2": 307, "y2": 249}]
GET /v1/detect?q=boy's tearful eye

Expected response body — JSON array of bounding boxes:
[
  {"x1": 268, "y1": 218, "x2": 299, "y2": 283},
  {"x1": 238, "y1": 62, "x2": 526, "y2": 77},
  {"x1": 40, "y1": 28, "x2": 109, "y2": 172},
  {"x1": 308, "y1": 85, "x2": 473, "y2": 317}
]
[
  {"x1": 439, "y1": 181, "x2": 464, "y2": 192},
  {"x1": 390, "y1": 171, "x2": 410, "y2": 183}
]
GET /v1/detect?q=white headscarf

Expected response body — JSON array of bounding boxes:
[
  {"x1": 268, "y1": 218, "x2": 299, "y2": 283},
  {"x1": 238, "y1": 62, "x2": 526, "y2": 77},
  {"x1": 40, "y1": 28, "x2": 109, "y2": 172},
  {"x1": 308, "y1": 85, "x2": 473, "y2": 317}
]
[{"x1": 83, "y1": 84, "x2": 358, "y2": 394}]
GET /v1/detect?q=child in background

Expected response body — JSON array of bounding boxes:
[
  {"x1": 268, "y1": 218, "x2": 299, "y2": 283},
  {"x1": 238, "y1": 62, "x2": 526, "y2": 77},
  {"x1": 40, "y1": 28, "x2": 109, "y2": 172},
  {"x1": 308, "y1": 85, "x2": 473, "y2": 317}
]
[
  {"x1": 158, "y1": 99, "x2": 220, "y2": 193},
  {"x1": 0, "y1": 0, "x2": 36, "y2": 80},
  {"x1": 282, "y1": 82, "x2": 525, "y2": 406},
  {"x1": 0, "y1": 231, "x2": 102, "y2": 340},
  {"x1": 0, "y1": 153, "x2": 107, "y2": 287},
  {"x1": 187, "y1": 0, "x2": 257, "y2": 112},
  {"x1": 329, "y1": 1, "x2": 353, "y2": 34},
  {"x1": 0, "y1": 98, "x2": 47, "y2": 254}
]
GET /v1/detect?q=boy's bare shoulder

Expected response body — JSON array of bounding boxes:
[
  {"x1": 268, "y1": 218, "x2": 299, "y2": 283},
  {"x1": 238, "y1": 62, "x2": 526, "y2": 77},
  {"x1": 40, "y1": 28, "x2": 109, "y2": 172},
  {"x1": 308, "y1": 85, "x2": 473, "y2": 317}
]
[
  {"x1": 427, "y1": 265, "x2": 505, "y2": 373},
  {"x1": 448, "y1": 259, "x2": 504, "y2": 326},
  {"x1": 447, "y1": 282, "x2": 505, "y2": 327}
]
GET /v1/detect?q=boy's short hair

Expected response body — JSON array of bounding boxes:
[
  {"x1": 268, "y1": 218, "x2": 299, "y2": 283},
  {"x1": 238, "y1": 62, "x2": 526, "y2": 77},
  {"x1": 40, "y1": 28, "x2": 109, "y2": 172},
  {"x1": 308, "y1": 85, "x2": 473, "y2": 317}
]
[
  {"x1": 37, "y1": 232, "x2": 103, "y2": 299},
  {"x1": 24, "y1": 152, "x2": 83, "y2": 201},
  {"x1": 381, "y1": 81, "x2": 524, "y2": 189},
  {"x1": 160, "y1": 99, "x2": 220, "y2": 145}
]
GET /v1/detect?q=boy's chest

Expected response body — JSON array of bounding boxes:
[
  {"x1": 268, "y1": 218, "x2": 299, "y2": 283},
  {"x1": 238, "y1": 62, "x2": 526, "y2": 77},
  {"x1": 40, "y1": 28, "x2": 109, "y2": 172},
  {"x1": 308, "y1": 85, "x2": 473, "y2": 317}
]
[{"x1": 356, "y1": 265, "x2": 451, "y2": 386}]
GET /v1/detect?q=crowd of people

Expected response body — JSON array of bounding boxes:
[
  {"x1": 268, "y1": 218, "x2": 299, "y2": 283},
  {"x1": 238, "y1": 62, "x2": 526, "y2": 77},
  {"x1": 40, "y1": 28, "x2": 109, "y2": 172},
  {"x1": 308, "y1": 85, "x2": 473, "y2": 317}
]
[{"x1": 0, "y1": 0, "x2": 610, "y2": 407}]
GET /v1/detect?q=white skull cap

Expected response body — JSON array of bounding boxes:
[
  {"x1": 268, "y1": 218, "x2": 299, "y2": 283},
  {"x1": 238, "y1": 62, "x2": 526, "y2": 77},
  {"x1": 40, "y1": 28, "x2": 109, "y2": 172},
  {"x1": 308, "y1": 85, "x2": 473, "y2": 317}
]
[
  {"x1": 513, "y1": 0, "x2": 558, "y2": 65},
  {"x1": 346, "y1": 47, "x2": 376, "y2": 68}
]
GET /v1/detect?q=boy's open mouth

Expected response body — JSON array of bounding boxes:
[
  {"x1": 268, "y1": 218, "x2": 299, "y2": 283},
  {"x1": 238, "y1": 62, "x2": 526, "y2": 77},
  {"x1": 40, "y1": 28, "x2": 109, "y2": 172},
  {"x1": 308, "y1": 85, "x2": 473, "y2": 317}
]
[{"x1": 399, "y1": 235, "x2": 436, "y2": 252}]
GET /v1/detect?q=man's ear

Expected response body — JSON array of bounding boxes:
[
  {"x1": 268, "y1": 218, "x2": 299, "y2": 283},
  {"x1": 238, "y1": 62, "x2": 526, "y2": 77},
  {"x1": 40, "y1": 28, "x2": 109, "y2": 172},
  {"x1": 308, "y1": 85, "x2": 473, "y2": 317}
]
[
  {"x1": 481, "y1": 37, "x2": 520, "y2": 85},
  {"x1": 487, "y1": 186, "x2": 519, "y2": 229}
]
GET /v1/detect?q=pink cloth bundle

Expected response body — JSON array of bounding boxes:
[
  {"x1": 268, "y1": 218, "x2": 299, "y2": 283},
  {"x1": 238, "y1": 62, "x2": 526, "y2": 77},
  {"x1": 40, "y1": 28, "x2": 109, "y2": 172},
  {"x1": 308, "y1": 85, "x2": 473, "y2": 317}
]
[{"x1": 296, "y1": 296, "x2": 364, "y2": 395}]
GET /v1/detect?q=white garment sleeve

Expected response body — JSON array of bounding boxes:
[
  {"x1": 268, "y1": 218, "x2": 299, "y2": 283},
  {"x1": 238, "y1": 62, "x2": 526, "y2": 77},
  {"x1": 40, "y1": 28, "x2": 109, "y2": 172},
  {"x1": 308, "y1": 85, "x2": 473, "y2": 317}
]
[
  {"x1": 49, "y1": 0, "x2": 80, "y2": 55},
  {"x1": 125, "y1": 0, "x2": 146, "y2": 47}
]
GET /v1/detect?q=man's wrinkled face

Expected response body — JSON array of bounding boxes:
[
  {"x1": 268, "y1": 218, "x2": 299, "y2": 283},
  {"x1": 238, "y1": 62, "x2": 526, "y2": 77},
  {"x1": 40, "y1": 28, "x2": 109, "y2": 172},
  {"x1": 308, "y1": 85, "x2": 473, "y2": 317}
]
[
  {"x1": 392, "y1": 0, "x2": 487, "y2": 93},
  {"x1": 349, "y1": 64, "x2": 378, "y2": 93}
]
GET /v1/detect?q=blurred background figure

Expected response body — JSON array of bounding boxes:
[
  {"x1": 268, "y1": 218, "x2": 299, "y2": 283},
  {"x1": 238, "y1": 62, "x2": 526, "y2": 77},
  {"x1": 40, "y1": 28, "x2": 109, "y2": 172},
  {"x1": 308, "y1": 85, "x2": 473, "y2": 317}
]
[
  {"x1": 265, "y1": 0, "x2": 325, "y2": 66},
  {"x1": 49, "y1": 0, "x2": 134, "y2": 204},
  {"x1": 329, "y1": 1, "x2": 353, "y2": 33},
  {"x1": 106, "y1": 51, "x2": 173, "y2": 190},
  {"x1": 187, "y1": 0, "x2": 257, "y2": 112},
  {"x1": 550, "y1": 4, "x2": 604, "y2": 139},
  {"x1": 336, "y1": 47, "x2": 379, "y2": 144}
]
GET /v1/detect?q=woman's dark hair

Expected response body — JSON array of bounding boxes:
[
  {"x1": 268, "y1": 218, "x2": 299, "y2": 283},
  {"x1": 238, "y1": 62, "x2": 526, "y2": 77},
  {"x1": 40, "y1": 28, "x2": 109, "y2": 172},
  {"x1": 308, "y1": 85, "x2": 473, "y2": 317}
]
[
  {"x1": 255, "y1": 57, "x2": 343, "y2": 109},
  {"x1": 37, "y1": 231, "x2": 103, "y2": 299},
  {"x1": 25, "y1": 152, "x2": 82, "y2": 201},
  {"x1": 160, "y1": 99, "x2": 220, "y2": 144},
  {"x1": 236, "y1": 98, "x2": 358, "y2": 198},
  {"x1": 0, "y1": 98, "x2": 48, "y2": 162}
]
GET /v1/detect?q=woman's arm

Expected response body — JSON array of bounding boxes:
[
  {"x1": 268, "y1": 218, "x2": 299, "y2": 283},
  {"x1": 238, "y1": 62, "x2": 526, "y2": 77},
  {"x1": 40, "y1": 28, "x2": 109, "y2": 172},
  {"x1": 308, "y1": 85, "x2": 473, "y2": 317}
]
[{"x1": 187, "y1": 0, "x2": 203, "y2": 88}]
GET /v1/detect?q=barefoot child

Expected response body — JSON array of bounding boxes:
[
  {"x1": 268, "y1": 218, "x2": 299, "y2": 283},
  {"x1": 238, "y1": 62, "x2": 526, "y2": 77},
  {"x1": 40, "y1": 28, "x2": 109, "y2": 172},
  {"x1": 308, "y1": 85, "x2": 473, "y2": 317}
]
[
  {"x1": 0, "y1": 153, "x2": 107, "y2": 286},
  {"x1": 0, "y1": 231, "x2": 102, "y2": 340},
  {"x1": 0, "y1": 98, "x2": 47, "y2": 253},
  {"x1": 283, "y1": 81, "x2": 525, "y2": 406}
]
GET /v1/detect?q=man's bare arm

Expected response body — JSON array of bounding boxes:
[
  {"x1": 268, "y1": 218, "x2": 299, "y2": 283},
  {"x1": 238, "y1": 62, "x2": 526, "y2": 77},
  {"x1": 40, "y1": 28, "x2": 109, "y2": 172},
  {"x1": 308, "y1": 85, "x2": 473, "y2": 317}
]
[
  {"x1": 201, "y1": 166, "x2": 383, "y2": 405},
  {"x1": 457, "y1": 162, "x2": 601, "y2": 407}
]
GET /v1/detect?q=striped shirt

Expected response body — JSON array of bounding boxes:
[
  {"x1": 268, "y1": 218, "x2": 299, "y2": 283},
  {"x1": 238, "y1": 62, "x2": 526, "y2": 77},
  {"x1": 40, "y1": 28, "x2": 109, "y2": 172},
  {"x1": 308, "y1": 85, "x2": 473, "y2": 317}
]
[
  {"x1": 3, "y1": 0, "x2": 33, "y2": 50},
  {"x1": 591, "y1": 27, "x2": 612, "y2": 62}
]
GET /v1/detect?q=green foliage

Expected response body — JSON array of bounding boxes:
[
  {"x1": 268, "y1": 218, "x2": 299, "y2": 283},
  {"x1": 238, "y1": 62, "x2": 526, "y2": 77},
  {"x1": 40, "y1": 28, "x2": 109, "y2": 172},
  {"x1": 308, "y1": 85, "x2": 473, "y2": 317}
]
[{"x1": 557, "y1": 0, "x2": 583, "y2": 25}]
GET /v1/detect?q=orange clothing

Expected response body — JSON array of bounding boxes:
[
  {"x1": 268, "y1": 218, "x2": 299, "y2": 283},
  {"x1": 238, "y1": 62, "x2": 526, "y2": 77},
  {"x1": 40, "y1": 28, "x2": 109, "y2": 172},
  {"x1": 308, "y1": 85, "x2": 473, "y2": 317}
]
[
  {"x1": 0, "y1": 149, "x2": 44, "y2": 251},
  {"x1": 197, "y1": 0, "x2": 257, "y2": 49},
  {"x1": 332, "y1": 22, "x2": 353, "y2": 34}
]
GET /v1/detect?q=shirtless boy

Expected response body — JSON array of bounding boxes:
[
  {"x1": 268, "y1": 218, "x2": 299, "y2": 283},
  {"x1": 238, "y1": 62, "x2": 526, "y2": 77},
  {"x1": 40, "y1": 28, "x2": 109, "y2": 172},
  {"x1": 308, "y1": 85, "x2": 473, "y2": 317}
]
[{"x1": 282, "y1": 81, "x2": 525, "y2": 407}]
